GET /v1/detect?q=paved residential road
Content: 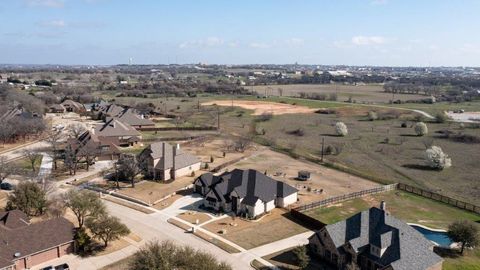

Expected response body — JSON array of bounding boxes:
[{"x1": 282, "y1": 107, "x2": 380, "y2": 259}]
[{"x1": 33, "y1": 196, "x2": 315, "y2": 270}]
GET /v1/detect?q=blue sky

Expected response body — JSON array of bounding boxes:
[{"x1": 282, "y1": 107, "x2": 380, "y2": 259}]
[{"x1": 1, "y1": 0, "x2": 480, "y2": 66}]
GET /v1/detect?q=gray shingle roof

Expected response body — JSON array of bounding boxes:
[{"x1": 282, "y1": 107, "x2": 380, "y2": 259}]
[
  {"x1": 144, "y1": 142, "x2": 200, "y2": 170},
  {"x1": 323, "y1": 207, "x2": 443, "y2": 270},
  {"x1": 111, "y1": 109, "x2": 154, "y2": 127},
  {"x1": 199, "y1": 169, "x2": 298, "y2": 204}
]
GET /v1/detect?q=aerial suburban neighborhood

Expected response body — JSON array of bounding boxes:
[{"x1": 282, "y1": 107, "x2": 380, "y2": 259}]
[{"x1": 1, "y1": 1, "x2": 480, "y2": 270}]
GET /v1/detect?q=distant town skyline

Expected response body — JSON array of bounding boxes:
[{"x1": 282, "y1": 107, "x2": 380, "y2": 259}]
[{"x1": 1, "y1": 0, "x2": 480, "y2": 66}]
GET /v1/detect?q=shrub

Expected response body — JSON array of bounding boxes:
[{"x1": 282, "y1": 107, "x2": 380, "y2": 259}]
[
  {"x1": 287, "y1": 128, "x2": 305, "y2": 136},
  {"x1": 425, "y1": 146, "x2": 452, "y2": 170},
  {"x1": 255, "y1": 113, "x2": 273, "y2": 122},
  {"x1": 414, "y1": 122, "x2": 428, "y2": 136},
  {"x1": 435, "y1": 112, "x2": 449, "y2": 123},
  {"x1": 335, "y1": 122, "x2": 348, "y2": 136},
  {"x1": 401, "y1": 122, "x2": 408, "y2": 128},
  {"x1": 367, "y1": 111, "x2": 378, "y2": 121}
]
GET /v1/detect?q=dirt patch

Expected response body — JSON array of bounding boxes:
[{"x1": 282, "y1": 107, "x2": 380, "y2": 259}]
[
  {"x1": 223, "y1": 148, "x2": 379, "y2": 205},
  {"x1": 117, "y1": 177, "x2": 194, "y2": 205},
  {"x1": 202, "y1": 100, "x2": 317, "y2": 115},
  {"x1": 177, "y1": 211, "x2": 212, "y2": 225},
  {"x1": 202, "y1": 208, "x2": 308, "y2": 249},
  {"x1": 447, "y1": 111, "x2": 480, "y2": 123}
]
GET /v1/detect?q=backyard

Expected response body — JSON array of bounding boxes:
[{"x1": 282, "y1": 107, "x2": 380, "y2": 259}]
[{"x1": 304, "y1": 190, "x2": 480, "y2": 229}]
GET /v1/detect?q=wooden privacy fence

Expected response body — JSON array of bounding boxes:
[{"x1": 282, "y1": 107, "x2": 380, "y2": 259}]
[
  {"x1": 293, "y1": 182, "x2": 480, "y2": 215},
  {"x1": 294, "y1": 184, "x2": 398, "y2": 212},
  {"x1": 398, "y1": 183, "x2": 480, "y2": 214},
  {"x1": 137, "y1": 126, "x2": 217, "y2": 132}
]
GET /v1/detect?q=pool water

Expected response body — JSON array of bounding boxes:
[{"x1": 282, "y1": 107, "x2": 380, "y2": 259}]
[{"x1": 410, "y1": 224, "x2": 453, "y2": 247}]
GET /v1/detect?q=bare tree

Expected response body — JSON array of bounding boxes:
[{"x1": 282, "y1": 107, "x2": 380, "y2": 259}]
[
  {"x1": 77, "y1": 143, "x2": 99, "y2": 171},
  {"x1": 115, "y1": 154, "x2": 143, "y2": 188},
  {"x1": 46, "y1": 130, "x2": 63, "y2": 170},
  {"x1": 64, "y1": 147, "x2": 80, "y2": 175},
  {"x1": 0, "y1": 157, "x2": 14, "y2": 183},
  {"x1": 234, "y1": 137, "x2": 251, "y2": 153},
  {"x1": 23, "y1": 149, "x2": 41, "y2": 173},
  {"x1": 67, "y1": 123, "x2": 86, "y2": 138},
  {"x1": 47, "y1": 195, "x2": 67, "y2": 217}
]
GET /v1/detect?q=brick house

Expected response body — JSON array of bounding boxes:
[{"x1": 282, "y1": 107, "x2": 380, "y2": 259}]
[
  {"x1": 308, "y1": 203, "x2": 443, "y2": 270},
  {"x1": 0, "y1": 210, "x2": 75, "y2": 270}
]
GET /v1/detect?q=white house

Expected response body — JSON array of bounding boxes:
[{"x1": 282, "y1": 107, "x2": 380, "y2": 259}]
[{"x1": 194, "y1": 169, "x2": 298, "y2": 218}]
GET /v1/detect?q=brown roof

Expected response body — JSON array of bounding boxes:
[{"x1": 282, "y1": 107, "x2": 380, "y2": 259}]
[
  {"x1": 0, "y1": 210, "x2": 29, "y2": 229},
  {"x1": 94, "y1": 119, "x2": 141, "y2": 138},
  {"x1": 61, "y1": 100, "x2": 86, "y2": 111},
  {"x1": 0, "y1": 211, "x2": 75, "y2": 268},
  {"x1": 107, "y1": 109, "x2": 154, "y2": 127},
  {"x1": 68, "y1": 130, "x2": 121, "y2": 156}
]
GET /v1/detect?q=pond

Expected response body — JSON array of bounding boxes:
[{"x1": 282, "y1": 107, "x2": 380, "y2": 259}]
[{"x1": 410, "y1": 224, "x2": 453, "y2": 247}]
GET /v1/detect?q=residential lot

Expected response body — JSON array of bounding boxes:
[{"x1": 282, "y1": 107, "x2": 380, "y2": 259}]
[
  {"x1": 117, "y1": 177, "x2": 195, "y2": 205},
  {"x1": 202, "y1": 208, "x2": 309, "y2": 250},
  {"x1": 223, "y1": 148, "x2": 379, "y2": 204},
  {"x1": 304, "y1": 190, "x2": 480, "y2": 229}
]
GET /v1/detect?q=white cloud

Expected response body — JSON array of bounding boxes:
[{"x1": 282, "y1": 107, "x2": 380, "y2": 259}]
[
  {"x1": 351, "y1": 35, "x2": 388, "y2": 45},
  {"x1": 371, "y1": 0, "x2": 388, "y2": 5},
  {"x1": 179, "y1": 37, "x2": 224, "y2": 48},
  {"x1": 249, "y1": 42, "x2": 271, "y2": 49},
  {"x1": 285, "y1": 38, "x2": 304, "y2": 47},
  {"x1": 460, "y1": 43, "x2": 480, "y2": 54},
  {"x1": 38, "y1": 20, "x2": 66, "y2": 28},
  {"x1": 25, "y1": 0, "x2": 64, "y2": 8}
]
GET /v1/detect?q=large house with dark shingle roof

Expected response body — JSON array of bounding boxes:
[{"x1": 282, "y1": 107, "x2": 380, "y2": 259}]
[
  {"x1": 194, "y1": 169, "x2": 298, "y2": 218},
  {"x1": 138, "y1": 142, "x2": 201, "y2": 181},
  {"x1": 308, "y1": 204, "x2": 443, "y2": 270},
  {"x1": 0, "y1": 210, "x2": 75, "y2": 270}
]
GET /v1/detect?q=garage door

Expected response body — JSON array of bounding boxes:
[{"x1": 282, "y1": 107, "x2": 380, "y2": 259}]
[{"x1": 29, "y1": 247, "x2": 58, "y2": 267}]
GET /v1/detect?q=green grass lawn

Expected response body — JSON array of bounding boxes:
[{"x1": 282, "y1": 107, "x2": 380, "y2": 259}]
[
  {"x1": 11, "y1": 155, "x2": 43, "y2": 174},
  {"x1": 391, "y1": 100, "x2": 480, "y2": 115},
  {"x1": 443, "y1": 248, "x2": 480, "y2": 270},
  {"x1": 304, "y1": 190, "x2": 480, "y2": 229},
  {"x1": 304, "y1": 191, "x2": 480, "y2": 270}
]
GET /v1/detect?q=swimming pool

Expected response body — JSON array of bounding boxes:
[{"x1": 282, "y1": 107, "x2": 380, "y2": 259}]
[{"x1": 410, "y1": 224, "x2": 453, "y2": 247}]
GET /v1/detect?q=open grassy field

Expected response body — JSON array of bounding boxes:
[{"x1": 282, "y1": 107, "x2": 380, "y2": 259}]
[
  {"x1": 252, "y1": 83, "x2": 428, "y2": 104},
  {"x1": 304, "y1": 190, "x2": 480, "y2": 229},
  {"x1": 95, "y1": 94, "x2": 480, "y2": 205},
  {"x1": 392, "y1": 100, "x2": 480, "y2": 115},
  {"x1": 253, "y1": 107, "x2": 480, "y2": 205}
]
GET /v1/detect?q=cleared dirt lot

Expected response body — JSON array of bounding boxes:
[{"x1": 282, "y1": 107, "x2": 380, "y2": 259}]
[
  {"x1": 202, "y1": 100, "x2": 317, "y2": 115},
  {"x1": 223, "y1": 148, "x2": 379, "y2": 204}
]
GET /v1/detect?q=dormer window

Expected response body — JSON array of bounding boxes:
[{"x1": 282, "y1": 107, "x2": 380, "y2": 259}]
[{"x1": 370, "y1": 245, "x2": 381, "y2": 257}]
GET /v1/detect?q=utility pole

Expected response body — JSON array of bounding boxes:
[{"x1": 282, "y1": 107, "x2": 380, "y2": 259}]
[
  {"x1": 217, "y1": 107, "x2": 220, "y2": 130},
  {"x1": 321, "y1": 137, "x2": 325, "y2": 162}
]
